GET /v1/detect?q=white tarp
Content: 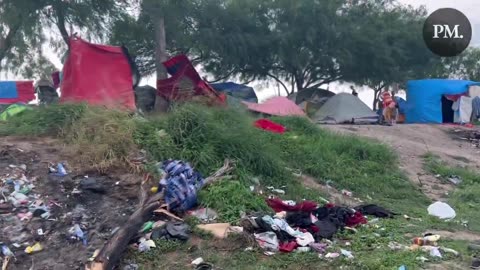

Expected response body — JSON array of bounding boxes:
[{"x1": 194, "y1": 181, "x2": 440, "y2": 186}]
[{"x1": 452, "y1": 96, "x2": 473, "y2": 124}]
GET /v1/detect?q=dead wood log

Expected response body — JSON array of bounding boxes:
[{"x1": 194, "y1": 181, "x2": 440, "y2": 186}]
[{"x1": 86, "y1": 159, "x2": 234, "y2": 270}]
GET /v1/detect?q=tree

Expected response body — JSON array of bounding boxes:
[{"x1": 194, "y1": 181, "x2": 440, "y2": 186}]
[
  {"x1": 430, "y1": 48, "x2": 480, "y2": 82},
  {"x1": 339, "y1": 0, "x2": 441, "y2": 109},
  {"x1": 2, "y1": 0, "x2": 128, "y2": 77},
  {"x1": 0, "y1": 0, "x2": 46, "y2": 74},
  {"x1": 111, "y1": 0, "x2": 195, "y2": 79}
]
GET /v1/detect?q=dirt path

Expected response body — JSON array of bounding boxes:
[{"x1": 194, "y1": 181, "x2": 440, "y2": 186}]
[{"x1": 323, "y1": 124, "x2": 480, "y2": 201}]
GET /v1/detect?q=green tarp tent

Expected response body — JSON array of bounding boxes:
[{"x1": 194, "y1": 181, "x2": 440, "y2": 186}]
[{"x1": 0, "y1": 103, "x2": 31, "y2": 121}]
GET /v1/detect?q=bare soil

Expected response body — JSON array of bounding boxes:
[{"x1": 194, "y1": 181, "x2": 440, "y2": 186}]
[
  {"x1": 323, "y1": 124, "x2": 480, "y2": 201},
  {"x1": 0, "y1": 137, "x2": 141, "y2": 270}
]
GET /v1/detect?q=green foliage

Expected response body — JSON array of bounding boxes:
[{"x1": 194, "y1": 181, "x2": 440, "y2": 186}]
[
  {"x1": 135, "y1": 104, "x2": 288, "y2": 183},
  {"x1": 0, "y1": 104, "x2": 86, "y2": 136},
  {"x1": 199, "y1": 181, "x2": 268, "y2": 223}
]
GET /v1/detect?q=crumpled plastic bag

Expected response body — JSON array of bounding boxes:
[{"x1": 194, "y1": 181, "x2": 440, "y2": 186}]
[
  {"x1": 427, "y1": 202, "x2": 456, "y2": 219},
  {"x1": 254, "y1": 232, "x2": 279, "y2": 252}
]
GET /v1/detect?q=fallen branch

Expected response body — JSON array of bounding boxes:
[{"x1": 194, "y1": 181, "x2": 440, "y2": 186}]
[{"x1": 86, "y1": 159, "x2": 234, "y2": 270}]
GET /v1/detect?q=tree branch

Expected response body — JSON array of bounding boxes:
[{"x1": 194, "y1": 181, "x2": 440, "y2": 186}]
[
  {"x1": 0, "y1": 21, "x2": 22, "y2": 66},
  {"x1": 266, "y1": 73, "x2": 289, "y2": 96}
]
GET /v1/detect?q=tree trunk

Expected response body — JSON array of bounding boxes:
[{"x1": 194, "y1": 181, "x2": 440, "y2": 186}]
[
  {"x1": 54, "y1": 3, "x2": 70, "y2": 46},
  {"x1": 153, "y1": 16, "x2": 168, "y2": 80},
  {"x1": 373, "y1": 89, "x2": 381, "y2": 111}
]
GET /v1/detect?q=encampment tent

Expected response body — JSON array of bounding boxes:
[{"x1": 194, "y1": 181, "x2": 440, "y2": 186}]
[
  {"x1": 157, "y1": 55, "x2": 226, "y2": 105},
  {"x1": 312, "y1": 93, "x2": 378, "y2": 124},
  {"x1": 0, "y1": 81, "x2": 35, "y2": 105},
  {"x1": 289, "y1": 88, "x2": 336, "y2": 116},
  {"x1": 60, "y1": 37, "x2": 137, "y2": 110},
  {"x1": 243, "y1": 96, "x2": 306, "y2": 117},
  {"x1": 406, "y1": 79, "x2": 480, "y2": 123},
  {"x1": 210, "y1": 82, "x2": 258, "y2": 103},
  {"x1": 0, "y1": 103, "x2": 31, "y2": 121}
]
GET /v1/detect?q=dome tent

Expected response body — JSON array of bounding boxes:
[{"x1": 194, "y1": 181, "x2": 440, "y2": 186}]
[{"x1": 312, "y1": 93, "x2": 378, "y2": 124}]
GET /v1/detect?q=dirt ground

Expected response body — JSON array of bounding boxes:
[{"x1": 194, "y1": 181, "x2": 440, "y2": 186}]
[
  {"x1": 0, "y1": 137, "x2": 142, "y2": 270},
  {"x1": 324, "y1": 124, "x2": 480, "y2": 201}
]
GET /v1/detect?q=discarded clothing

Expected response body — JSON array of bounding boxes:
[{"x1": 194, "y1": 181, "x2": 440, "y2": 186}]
[
  {"x1": 159, "y1": 160, "x2": 205, "y2": 211},
  {"x1": 355, "y1": 204, "x2": 397, "y2": 218},
  {"x1": 266, "y1": 198, "x2": 317, "y2": 213},
  {"x1": 309, "y1": 242, "x2": 328, "y2": 253},
  {"x1": 346, "y1": 211, "x2": 367, "y2": 227},
  {"x1": 196, "y1": 223, "x2": 231, "y2": 239},
  {"x1": 286, "y1": 212, "x2": 313, "y2": 228},
  {"x1": 296, "y1": 232, "x2": 315, "y2": 247},
  {"x1": 279, "y1": 241, "x2": 298, "y2": 253},
  {"x1": 314, "y1": 219, "x2": 338, "y2": 240},
  {"x1": 152, "y1": 222, "x2": 191, "y2": 241},
  {"x1": 254, "y1": 119, "x2": 286, "y2": 134},
  {"x1": 254, "y1": 232, "x2": 279, "y2": 252}
]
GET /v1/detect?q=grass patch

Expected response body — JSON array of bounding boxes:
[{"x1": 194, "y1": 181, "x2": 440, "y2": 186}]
[
  {"x1": 424, "y1": 153, "x2": 480, "y2": 232},
  {"x1": 198, "y1": 181, "x2": 269, "y2": 223}
]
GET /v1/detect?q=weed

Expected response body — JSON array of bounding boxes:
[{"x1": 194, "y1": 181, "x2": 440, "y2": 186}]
[{"x1": 198, "y1": 180, "x2": 269, "y2": 223}]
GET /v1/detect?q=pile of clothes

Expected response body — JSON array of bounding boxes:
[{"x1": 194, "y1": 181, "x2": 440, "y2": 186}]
[
  {"x1": 242, "y1": 198, "x2": 396, "y2": 254},
  {"x1": 157, "y1": 160, "x2": 205, "y2": 212}
]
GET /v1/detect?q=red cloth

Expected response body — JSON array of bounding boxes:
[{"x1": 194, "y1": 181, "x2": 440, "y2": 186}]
[
  {"x1": 266, "y1": 198, "x2": 318, "y2": 213},
  {"x1": 0, "y1": 81, "x2": 35, "y2": 104},
  {"x1": 242, "y1": 96, "x2": 306, "y2": 117},
  {"x1": 445, "y1": 93, "x2": 467, "y2": 102},
  {"x1": 279, "y1": 241, "x2": 298, "y2": 253},
  {"x1": 60, "y1": 37, "x2": 136, "y2": 110},
  {"x1": 381, "y1": 92, "x2": 395, "y2": 108},
  {"x1": 310, "y1": 225, "x2": 319, "y2": 233},
  {"x1": 346, "y1": 211, "x2": 367, "y2": 227},
  {"x1": 254, "y1": 119, "x2": 286, "y2": 134},
  {"x1": 157, "y1": 55, "x2": 225, "y2": 104}
]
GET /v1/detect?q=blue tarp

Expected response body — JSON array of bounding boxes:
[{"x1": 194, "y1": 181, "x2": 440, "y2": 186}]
[
  {"x1": 406, "y1": 79, "x2": 480, "y2": 123},
  {"x1": 0, "y1": 81, "x2": 18, "y2": 99},
  {"x1": 395, "y1": 97, "x2": 407, "y2": 115},
  {"x1": 210, "y1": 82, "x2": 258, "y2": 103}
]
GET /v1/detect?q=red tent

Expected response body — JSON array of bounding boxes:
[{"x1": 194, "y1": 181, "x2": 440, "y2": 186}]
[
  {"x1": 60, "y1": 37, "x2": 136, "y2": 110},
  {"x1": 157, "y1": 55, "x2": 225, "y2": 104}
]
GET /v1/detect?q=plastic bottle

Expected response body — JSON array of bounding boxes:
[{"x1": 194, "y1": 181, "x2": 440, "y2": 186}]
[
  {"x1": 57, "y1": 163, "x2": 67, "y2": 176},
  {"x1": 1, "y1": 245, "x2": 14, "y2": 257}
]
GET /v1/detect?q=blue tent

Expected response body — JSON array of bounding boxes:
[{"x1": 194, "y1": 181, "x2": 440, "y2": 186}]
[
  {"x1": 406, "y1": 79, "x2": 480, "y2": 123},
  {"x1": 210, "y1": 82, "x2": 258, "y2": 103}
]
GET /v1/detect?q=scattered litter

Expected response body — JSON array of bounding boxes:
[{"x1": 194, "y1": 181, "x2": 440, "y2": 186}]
[
  {"x1": 191, "y1": 257, "x2": 204, "y2": 266},
  {"x1": 296, "y1": 247, "x2": 311, "y2": 252},
  {"x1": 296, "y1": 232, "x2": 315, "y2": 247},
  {"x1": 440, "y1": 247, "x2": 459, "y2": 256},
  {"x1": 123, "y1": 263, "x2": 139, "y2": 270},
  {"x1": 427, "y1": 202, "x2": 456, "y2": 219},
  {"x1": 341, "y1": 189, "x2": 353, "y2": 197},
  {"x1": 272, "y1": 189, "x2": 285, "y2": 195},
  {"x1": 244, "y1": 247, "x2": 254, "y2": 252},
  {"x1": 138, "y1": 238, "x2": 156, "y2": 252},
  {"x1": 141, "y1": 221, "x2": 154, "y2": 233},
  {"x1": 197, "y1": 223, "x2": 231, "y2": 239},
  {"x1": 25, "y1": 243, "x2": 43, "y2": 254},
  {"x1": 341, "y1": 249, "x2": 354, "y2": 259},
  {"x1": 325, "y1": 252, "x2": 340, "y2": 259},
  {"x1": 447, "y1": 175, "x2": 462, "y2": 185},
  {"x1": 429, "y1": 247, "x2": 442, "y2": 258},
  {"x1": 255, "y1": 232, "x2": 279, "y2": 252},
  {"x1": 88, "y1": 249, "x2": 100, "y2": 261},
  {"x1": 416, "y1": 256, "x2": 429, "y2": 262},
  {"x1": 195, "y1": 262, "x2": 213, "y2": 270},
  {"x1": 189, "y1": 208, "x2": 218, "y2": 223},
  {"x1": 1, "y1": 245, "x2": 14, "y2": 257},
  {"x1": 472, "y1": 258, "x2": 480, "y2": 269},
  {"x1": 150, "y1": 186, "x2": 158, "y2": 193}
]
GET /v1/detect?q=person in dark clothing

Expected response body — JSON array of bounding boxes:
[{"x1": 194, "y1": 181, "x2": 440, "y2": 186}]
[{"x1": 350, "y1": 86, "x2": 358, "y2": 97}]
